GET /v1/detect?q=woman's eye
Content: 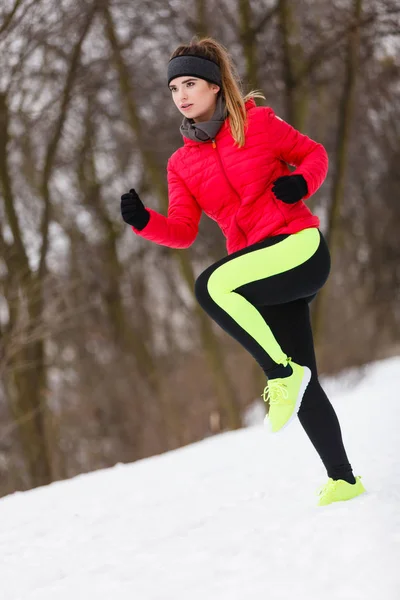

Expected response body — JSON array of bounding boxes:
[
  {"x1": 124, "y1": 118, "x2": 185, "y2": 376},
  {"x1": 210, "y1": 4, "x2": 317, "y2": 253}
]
[{"x1": 171, "y1": 81, "x2": 195, "y2": 92}]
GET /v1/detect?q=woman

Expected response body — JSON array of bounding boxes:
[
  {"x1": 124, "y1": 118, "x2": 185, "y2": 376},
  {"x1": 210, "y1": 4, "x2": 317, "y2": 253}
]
[{"x1": 120, "y1": 37, "x2": 365, "y2": 506}]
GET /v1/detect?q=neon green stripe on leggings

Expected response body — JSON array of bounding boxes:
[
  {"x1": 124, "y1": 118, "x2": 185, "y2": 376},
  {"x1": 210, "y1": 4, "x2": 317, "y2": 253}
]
[{"x1": 206, "y1": 228, "x2": 320, "y2": 365}]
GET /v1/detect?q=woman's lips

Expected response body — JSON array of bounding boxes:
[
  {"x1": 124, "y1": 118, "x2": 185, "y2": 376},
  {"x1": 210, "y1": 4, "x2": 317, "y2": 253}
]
[{"x1": 181, "y1": 104, "x2": 193, "y2": 111}]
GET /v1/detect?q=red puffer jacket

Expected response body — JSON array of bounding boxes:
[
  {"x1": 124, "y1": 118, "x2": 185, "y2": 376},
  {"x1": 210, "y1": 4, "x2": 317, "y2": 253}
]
[{"x1": 132, "y1": 98, "x2": 327, "y2": 254}]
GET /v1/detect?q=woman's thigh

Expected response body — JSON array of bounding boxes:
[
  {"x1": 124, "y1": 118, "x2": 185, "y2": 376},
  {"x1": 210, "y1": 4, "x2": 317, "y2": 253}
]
[
  {"x1": 195, "y1": 228, "x2": 331, "y2": 309},
  {"x1": 234, "y1": 230, "x2": 330, "y2": 307}
]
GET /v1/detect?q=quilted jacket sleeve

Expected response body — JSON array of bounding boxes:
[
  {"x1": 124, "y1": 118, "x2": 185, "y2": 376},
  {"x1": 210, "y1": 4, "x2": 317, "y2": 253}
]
[
  {"x1": 131, "y1": 160, "x2": 202, "y2": 249},
  {"x1": 263, "y1": 107, "x2": 328, "y2": 199}
]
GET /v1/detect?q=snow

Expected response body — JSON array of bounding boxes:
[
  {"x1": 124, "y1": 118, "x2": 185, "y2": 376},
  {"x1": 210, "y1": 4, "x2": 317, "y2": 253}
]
[{"x1": 1, "y1": 356, "x2": 400, "y2": 599}]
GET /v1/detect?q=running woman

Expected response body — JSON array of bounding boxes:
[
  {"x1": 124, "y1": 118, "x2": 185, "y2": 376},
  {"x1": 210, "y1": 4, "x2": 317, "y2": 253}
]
[{"x1": 120, "y1": 37, "x2": 365, "y2": 506}]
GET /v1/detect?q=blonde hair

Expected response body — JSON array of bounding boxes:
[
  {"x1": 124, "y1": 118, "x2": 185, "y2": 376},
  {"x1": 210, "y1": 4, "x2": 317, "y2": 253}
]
[{"x1": 170, "y1": 36, "x2": 266, "y2": 148}]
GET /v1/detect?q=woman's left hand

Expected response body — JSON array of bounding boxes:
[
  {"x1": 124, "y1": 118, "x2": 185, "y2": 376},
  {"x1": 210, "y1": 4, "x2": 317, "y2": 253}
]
[{"x1": 272, "y1": 175, "x2": 308, "y2": 204}]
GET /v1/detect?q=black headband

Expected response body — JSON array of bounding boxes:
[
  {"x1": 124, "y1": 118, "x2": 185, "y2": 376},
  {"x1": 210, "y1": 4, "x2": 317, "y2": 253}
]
[{"x1": 167, "y1": 54, "x2": 222, "y2": 87}]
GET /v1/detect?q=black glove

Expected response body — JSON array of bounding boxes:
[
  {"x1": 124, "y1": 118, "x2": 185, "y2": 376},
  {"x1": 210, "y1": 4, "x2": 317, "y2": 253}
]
[
  {"x1": 120, "y1": 188, "x2": 150, "y2": 230},
  {"x1": 272, "y1": 175, "x2": 308, "y2": 204}
]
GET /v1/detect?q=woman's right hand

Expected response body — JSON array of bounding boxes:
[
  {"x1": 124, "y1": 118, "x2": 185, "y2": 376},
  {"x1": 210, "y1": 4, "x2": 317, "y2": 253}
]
[{"x1": 120, "y1": 188, "x2": 150, "y2": 230}]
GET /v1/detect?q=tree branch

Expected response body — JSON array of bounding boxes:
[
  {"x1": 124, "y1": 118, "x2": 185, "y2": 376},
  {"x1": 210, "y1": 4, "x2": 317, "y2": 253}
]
[
  {"x1": 297, "y1": 13, "x2": 376, "y2": 83},
  {"x1": 253, "y1": 3, "x2": 279, "y2": 36},
  {"x1": 38, "y1": 4, "x2": 97, "y2": 279},
  {"x1": 0, "y1": 0, "x2": 24, "y2": 37},
  {"x1": 0, "y1": 92, "x2": 30, "y2": 278}
]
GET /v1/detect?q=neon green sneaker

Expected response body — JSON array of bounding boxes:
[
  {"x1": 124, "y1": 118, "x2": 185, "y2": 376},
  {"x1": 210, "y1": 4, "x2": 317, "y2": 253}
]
[
  {"x1": 262, "y1": 360, "x2": 311, "y2": 433},
  {"x1": 317, "y1": 476, "x2": 366, "y2": 506}
]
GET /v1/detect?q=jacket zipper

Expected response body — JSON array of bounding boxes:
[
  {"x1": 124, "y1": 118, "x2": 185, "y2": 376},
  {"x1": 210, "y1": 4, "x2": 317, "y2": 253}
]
[{"x1": 211, "y1": 138, "x2": 247, "y2": 245}]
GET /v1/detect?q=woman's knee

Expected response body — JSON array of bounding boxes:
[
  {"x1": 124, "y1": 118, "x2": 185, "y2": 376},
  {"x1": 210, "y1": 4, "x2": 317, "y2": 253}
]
[
  {"x1": 194, "y1": 267, "x2": 213, "y2": 305},
  {"x1": 195, "y1": 264, "x2": 227, "y2": 308}
]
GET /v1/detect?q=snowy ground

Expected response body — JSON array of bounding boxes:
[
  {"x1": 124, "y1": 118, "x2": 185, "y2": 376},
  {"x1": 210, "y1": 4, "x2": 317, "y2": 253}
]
[{"x1": 1, "y1": 356, "x2": 400, "y2": 600}]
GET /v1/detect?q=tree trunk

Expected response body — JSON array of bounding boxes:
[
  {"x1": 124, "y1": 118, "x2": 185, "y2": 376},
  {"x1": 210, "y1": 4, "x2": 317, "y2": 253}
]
[
  {"x1": 278, "y1": 0, "x2": 309, "y2": 130},
  {"x1": 194, "y1": 0, "x2": 208, "y2": 38},
  {"x1": 238, "y1": 0, "x2": 260, "y2": 91},
  {"x1": 312, "y1": 0, "x2": 363, "y2": 343},
  {"x1": 77, "y1": 104, "x2": 183, "y2": 451},
  {"x1": 0, "y1": 7, "x2": 96, "y2": 488}
]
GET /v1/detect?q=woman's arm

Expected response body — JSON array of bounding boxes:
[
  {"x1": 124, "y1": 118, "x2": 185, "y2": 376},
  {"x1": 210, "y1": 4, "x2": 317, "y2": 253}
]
[
  {"x1": 263, "y1": 107, "x2": 328, "y2": 199},
  {"x1": 131, "y1": 161, "x2": 202, "y2": 249}
]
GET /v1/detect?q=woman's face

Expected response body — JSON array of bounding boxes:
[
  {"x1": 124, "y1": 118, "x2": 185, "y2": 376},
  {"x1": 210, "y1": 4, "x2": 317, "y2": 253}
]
[{"x1": 169, "y1": 76, "x2": 220, "y2": 123}]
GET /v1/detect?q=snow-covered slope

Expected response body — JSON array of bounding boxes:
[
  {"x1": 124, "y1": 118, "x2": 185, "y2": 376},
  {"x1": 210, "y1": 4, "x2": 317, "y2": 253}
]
[{"x1": 1, "y1": 357, "x2": 400, "y2": 600}]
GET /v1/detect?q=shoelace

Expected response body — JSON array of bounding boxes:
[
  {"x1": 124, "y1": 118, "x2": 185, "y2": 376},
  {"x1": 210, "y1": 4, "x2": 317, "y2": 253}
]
[
  {"x1": 261, "y1": 358, "x2": 293, "y2": 406},
  {"x1": 317, "y1": 478, "x2": 337, "y2": 496},
  {"x1": 261, "y1": 379, "x2": 291, "y2": 405}
]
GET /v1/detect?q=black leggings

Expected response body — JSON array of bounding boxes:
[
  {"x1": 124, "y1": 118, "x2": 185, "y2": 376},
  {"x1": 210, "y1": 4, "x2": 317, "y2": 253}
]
[{"x1": 194, "y1": 228, "x2": 354, "y2": 481}]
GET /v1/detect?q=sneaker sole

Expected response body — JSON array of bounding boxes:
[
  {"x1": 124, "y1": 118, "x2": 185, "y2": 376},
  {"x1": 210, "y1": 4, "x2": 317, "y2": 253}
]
[{"x1": 265, "y1": 365, "x2": 312, "y2": 433}]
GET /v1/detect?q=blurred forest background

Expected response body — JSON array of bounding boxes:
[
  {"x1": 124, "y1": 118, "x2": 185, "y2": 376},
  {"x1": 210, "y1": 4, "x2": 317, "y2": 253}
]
[{"x1": 0, "y1": 0, "x2": 399, "y2": 498}]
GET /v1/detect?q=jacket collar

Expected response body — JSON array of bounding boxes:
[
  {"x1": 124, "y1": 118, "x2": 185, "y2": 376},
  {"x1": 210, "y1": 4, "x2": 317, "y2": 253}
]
[
  {"x1": 180, "y1": 93, "x2": 227, "y2": 143},
  {"x1": 182, "y1": 97, "x2": 256, "y2": 146}
]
